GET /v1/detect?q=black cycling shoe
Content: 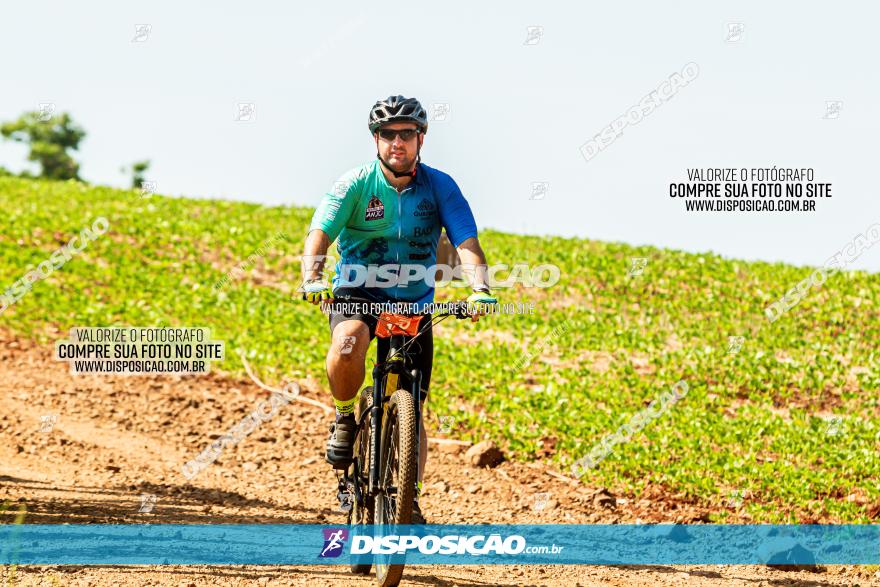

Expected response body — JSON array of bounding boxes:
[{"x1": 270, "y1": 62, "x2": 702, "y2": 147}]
[
  {"x1": 411, "y1": 500, "x2": 426, "y2": 525},
  {"x1": 325, "y1": 414, "x2": 356, "y2": 469}
]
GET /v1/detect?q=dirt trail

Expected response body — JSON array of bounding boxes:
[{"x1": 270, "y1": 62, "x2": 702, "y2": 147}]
[{"x1": 0, "y1": 330, "x2": 876, "y2": 586}]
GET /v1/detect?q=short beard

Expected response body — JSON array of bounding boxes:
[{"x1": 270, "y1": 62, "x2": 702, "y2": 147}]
[{"x1": 385, "y1": 152, "x2": 416, "y2": 172}]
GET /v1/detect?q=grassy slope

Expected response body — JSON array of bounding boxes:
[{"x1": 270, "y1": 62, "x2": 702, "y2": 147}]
[{"x1": 1, "y1": 177, "x2": 878, "y2": 522}]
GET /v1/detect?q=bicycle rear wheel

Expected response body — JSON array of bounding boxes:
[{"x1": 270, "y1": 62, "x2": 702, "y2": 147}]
[
  {"x1": 349, "y1": 386, "x2": 374, "y2": 575},
  {"x1": 374, "y1": 388, "x2": 417, "y2": 587}
]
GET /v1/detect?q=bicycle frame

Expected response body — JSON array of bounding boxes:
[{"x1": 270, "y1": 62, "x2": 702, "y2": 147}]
[
  {"x1": 330, "y1": 294, "x2": 478, "y2": 583},
  {"x1": 332, "y1": 294, "x2": 470, "y2": 519}
]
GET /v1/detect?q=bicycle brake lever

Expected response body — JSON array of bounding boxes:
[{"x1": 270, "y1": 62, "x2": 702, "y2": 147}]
[{"x1": 453, "y1": 302, "x2": 471, "y2": 319}]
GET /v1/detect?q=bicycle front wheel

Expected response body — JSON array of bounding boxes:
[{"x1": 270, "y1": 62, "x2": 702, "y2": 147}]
[{"x1": 374, "y1": 388, "x2": 417, "y2": 587}]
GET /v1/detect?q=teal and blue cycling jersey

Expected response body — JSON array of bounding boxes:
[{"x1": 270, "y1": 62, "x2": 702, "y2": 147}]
[{"x1": 308, "y1": 159, "x2": 478, "y2": 307}]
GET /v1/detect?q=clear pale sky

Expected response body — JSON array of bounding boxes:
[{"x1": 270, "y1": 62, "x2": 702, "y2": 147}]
[{"x1": 3, "y1": 1, "x2": 878, "y2": 271}]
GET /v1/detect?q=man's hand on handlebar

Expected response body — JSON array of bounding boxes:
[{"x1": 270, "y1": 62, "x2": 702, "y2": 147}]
[
  {"x1": 299, "y1": 280, "x2": 333, "y2": 304},
  {"x1": 466, "y1": 289, "x2": 498, "y2": 322}
]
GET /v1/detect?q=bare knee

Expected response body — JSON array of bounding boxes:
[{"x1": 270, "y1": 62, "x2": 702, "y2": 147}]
[{"x1": 327, "y1": 321, "x2": 370, "y2": 365}]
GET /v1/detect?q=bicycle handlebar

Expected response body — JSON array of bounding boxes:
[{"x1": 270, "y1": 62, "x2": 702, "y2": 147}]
[{"x1": 330, "y1": 295, "x2": 472, "y2": 320}]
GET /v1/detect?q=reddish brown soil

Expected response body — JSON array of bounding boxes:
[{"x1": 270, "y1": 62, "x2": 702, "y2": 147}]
[{"x1": 1, "y1": 330, "x2": 876, "y2": 586}]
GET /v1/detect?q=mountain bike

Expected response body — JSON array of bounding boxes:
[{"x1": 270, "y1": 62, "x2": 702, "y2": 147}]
[{"x1": 330, "y1": 295, "x2": 471, "y2": 587}]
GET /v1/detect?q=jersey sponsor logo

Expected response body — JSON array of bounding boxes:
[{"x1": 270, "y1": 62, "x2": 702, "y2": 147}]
[
  {"x1": 414, "y1": 198, "x2": 436, "y2": 218},
  {"x1": 414, "y1": 226, "x2": 433, "y2": 237},
  {"x1": 408, "y1": 252, "x2": 431, "y2": 260},
  {"x1": 365, "y1": 195, "x2": 384, "y2": 221}
]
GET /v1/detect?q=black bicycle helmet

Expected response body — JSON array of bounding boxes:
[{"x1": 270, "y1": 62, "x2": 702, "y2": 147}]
[{"x1": 368, "y1": 95, "x2": 428, "y2": 134}]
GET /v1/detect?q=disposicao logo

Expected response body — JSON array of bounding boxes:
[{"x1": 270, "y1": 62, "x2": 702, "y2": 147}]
[
  {"x1": 319, "y1": 528, "x2": 349, "y2": 558},
  {"x1": 351, "y1": 534, "x2": 527, "y2": 555}
]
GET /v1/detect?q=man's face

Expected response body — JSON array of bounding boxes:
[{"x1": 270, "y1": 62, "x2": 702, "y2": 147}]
[{"x1": 374, "y1": 122, "x2": 424, "y2": 172}]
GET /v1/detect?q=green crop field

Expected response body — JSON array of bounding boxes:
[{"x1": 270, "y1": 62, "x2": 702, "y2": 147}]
[{"x1": 1, "y1": 177, "x2": 878, "y2": 522}]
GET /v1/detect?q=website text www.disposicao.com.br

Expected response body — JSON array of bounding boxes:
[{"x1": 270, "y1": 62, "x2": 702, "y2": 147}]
[{"x1": 319, "y1": 529, "x2": 563, "y2": 559}]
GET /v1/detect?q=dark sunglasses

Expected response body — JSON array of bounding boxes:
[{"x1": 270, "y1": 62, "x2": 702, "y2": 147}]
[{"x1": 377, "y1": 128, "x2": 420, "y2": 141}]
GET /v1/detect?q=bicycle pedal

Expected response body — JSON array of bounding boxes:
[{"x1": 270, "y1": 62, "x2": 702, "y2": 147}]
[{"x1": 337, "y1": 481, "x2": 355, "y2": 513}]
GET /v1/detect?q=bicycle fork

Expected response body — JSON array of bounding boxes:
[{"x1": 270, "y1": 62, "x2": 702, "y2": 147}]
[
  {"x1": 410, "y1": 368, "x2": 422, "y2": 503},
  {"x1": 368, "y1": 363, "x2": 384, "y2": 494}
]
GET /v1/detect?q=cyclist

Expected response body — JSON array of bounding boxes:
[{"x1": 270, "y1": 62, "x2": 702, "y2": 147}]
[{"x1": 300, "y1": 95, "x2": 497, "y2": 523}]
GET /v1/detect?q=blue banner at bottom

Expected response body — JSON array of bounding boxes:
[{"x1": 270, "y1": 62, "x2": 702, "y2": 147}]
[{"x1": 0, "y1": 524, "x2": 877, "y2": 565}]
